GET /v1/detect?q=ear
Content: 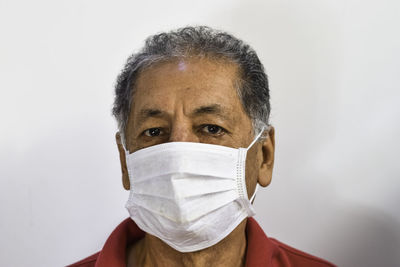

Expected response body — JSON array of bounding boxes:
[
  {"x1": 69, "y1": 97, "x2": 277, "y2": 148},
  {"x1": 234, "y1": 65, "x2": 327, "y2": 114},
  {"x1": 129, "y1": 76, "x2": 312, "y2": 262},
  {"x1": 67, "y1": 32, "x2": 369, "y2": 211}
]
[
  {"x1": 115, "y1": 132, "x2": 130, "y2": 190},
  {"x1": 258, "y1": 126, "x2": 275, "y2": 187}
]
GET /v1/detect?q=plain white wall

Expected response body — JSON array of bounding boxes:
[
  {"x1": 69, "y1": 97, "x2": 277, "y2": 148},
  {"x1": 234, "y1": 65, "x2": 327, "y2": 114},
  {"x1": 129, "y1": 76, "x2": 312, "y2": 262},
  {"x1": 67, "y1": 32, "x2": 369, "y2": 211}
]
[{"x1": 1, "y1": 0, "x2": 399, "y2": 266}]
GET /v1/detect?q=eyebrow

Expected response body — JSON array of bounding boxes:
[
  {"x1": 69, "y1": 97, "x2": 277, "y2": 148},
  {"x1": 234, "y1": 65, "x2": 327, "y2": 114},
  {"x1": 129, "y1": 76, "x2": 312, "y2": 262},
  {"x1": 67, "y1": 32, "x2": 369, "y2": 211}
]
[
  {"x1": 190, "y1": 104, "x2": 229, "y2": 119},
  {"x1": 135, "y1": 104, "x2": 231, "y2": 126},
  {"x1": 136, "y1": 108, "x2": 166, "y2": 126}
]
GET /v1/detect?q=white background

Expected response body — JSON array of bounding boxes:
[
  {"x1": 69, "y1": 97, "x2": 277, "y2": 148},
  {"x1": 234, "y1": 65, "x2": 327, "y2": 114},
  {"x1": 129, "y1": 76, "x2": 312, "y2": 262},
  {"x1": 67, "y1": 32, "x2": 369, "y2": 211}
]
[{"x1": 1, "y1": 0, "x2": 399, "y2": 266}]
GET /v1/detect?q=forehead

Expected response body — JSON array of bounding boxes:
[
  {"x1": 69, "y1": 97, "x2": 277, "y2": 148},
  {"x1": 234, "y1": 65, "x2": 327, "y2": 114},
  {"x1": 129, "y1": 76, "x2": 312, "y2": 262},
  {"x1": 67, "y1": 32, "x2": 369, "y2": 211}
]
[{"x1": 132, "y1": 57, "x2": 243, "y2": 114}]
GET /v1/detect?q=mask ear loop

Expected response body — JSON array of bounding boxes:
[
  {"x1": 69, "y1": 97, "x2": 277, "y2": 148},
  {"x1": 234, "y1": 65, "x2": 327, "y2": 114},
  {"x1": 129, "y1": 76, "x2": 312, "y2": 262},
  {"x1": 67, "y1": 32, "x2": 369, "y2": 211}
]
[
  {"x1": 249, "y1": 184, "x2": 259, "y2": 203},
  {"x1": 245, "y1": 126, "x2": 267, "y2": 203},
  {"x1": 246, "y1": 126, "x2": 266, "y2": 150},
  {"x1": 121, "y1": 139, "x2": 131, "y2": 157}
]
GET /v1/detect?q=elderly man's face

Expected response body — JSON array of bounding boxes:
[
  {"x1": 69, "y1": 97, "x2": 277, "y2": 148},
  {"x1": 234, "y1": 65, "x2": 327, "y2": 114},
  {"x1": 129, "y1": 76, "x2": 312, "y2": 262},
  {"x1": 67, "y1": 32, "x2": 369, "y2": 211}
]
[{"x1": 117, "y1": 57, "x2": 274, "y2": 198}]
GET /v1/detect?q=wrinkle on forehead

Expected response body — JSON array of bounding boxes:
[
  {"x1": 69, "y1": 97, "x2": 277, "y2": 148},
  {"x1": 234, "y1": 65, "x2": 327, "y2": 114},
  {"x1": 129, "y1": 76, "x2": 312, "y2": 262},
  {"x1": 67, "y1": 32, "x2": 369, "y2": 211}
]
[{"x1": 131, "y1": 57, "x2": 245, "y2": 116}]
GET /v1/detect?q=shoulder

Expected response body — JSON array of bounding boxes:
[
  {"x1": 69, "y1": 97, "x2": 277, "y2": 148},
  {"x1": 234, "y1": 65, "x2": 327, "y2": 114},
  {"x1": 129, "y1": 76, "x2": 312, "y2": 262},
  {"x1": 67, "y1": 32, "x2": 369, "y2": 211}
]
[
  {"x1": 245, "y1": 218, "x2": 335, "y2": 267},
  {"x1": 66, "y1": 252, "x2": 99, "y2": 267},
  {"x1": 270, "y1": 238, "x2": 336, "y2": 267}
]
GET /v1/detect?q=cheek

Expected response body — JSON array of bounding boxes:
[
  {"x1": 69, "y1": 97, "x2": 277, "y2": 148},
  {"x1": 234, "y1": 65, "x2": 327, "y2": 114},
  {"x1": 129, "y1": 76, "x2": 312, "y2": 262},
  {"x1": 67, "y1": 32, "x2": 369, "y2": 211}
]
[
  {"x1": 244, "y1": 148, "x2": 260, "y2": 197},
  {"x1": 245, "y1": 156, "x2": 258, "y2": 182}
]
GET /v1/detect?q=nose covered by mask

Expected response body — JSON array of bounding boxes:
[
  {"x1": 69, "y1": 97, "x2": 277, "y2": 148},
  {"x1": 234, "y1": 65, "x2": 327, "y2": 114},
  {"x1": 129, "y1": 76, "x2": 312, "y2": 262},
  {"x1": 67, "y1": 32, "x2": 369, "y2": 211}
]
[{"x1": 124, "y1": 128, "x2": 265, "y2": 253}]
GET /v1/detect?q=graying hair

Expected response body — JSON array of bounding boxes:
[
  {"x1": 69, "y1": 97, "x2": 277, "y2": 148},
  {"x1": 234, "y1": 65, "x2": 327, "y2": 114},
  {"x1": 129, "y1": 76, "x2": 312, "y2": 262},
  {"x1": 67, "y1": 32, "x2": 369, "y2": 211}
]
[{"x1": 112, "y1": 26, "x2": 271, "y2": 144}]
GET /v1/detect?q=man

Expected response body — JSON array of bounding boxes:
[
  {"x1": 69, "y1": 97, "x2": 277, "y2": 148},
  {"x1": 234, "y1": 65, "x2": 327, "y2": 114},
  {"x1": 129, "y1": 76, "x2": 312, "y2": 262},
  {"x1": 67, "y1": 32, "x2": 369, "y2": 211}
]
[{"x1": 69, "y1": 26, "x2": 335, "y2": 267}]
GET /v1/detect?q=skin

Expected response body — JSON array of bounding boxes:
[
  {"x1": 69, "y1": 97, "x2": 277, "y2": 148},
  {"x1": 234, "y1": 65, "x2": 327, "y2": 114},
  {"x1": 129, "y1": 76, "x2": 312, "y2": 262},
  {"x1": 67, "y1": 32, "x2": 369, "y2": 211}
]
[{"x1": 116, "y1": 57, "x2": 275, "y2": 267}]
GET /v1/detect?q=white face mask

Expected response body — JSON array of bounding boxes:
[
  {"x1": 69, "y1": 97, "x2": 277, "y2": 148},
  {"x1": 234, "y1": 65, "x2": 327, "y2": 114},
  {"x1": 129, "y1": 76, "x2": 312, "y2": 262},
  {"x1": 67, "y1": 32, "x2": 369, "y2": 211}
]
[{"x1": 124, "y1": 128, "x2": 264, "y2": 252}]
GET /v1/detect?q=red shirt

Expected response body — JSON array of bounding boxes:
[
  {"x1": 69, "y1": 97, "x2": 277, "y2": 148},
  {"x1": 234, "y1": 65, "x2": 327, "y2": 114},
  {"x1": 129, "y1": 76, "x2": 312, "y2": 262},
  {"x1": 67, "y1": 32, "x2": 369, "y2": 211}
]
[{"x1": 67, "y1": 218, "x2": 335, "y2": 267}]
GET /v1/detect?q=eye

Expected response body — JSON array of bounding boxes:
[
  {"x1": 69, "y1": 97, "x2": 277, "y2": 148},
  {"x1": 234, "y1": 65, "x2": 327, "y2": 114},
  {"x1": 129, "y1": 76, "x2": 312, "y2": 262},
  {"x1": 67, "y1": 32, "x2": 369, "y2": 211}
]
[
  {"x1": 201, "y1": 124, "x2": 224, "y2": 135},
  {"x1": 143, "y1": 128, "x2": 163, "y2": 137}
]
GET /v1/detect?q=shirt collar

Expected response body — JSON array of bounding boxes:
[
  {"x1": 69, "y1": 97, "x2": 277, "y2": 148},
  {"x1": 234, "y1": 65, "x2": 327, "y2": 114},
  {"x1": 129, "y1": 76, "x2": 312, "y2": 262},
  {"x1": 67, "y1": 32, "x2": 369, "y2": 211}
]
[{"x1": 95, "y1": 217, "x2": 274, "y2": 267}]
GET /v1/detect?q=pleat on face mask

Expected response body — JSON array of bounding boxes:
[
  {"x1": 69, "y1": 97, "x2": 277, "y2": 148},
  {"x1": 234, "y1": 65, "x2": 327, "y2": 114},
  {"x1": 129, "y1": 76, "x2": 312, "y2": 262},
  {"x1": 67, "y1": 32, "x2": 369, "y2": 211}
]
[{"x1": 124, "y1": 128, "x2": 265, "y2": 252}]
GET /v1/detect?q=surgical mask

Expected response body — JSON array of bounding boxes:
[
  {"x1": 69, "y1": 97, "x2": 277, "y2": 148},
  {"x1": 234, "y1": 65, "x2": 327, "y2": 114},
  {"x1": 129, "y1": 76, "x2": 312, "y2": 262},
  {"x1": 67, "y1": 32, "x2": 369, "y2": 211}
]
[{"x1": 124, "y1": 128, "x2": 264, "y2": 252}]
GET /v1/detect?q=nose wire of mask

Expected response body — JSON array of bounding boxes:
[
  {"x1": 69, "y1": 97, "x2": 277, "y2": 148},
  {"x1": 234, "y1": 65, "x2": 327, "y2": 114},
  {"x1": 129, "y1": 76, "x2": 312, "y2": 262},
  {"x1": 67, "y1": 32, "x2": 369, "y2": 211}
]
[{"x1": 124, "y1": 127, "x2": 266, "y2": 252}]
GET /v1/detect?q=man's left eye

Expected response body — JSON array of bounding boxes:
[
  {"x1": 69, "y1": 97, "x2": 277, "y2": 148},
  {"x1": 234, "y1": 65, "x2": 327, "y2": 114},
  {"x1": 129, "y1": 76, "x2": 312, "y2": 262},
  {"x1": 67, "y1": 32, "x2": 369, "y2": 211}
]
[{"x1": 202, "y1": 125, "x2": 224, "y2": 135}]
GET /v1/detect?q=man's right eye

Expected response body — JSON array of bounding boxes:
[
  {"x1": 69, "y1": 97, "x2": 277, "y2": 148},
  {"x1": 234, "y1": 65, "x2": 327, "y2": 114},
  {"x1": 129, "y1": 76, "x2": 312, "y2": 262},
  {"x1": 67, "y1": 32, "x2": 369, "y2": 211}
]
[{"x1": 143, "y1": 128, "x2": 163, "y2": 137}]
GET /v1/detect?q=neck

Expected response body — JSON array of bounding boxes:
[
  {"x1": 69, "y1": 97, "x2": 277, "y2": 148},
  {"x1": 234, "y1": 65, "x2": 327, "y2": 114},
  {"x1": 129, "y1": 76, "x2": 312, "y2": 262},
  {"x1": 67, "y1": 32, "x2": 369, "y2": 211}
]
[{"x1": 127, "y1": 219, "x2": 248, "y2": 267}]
